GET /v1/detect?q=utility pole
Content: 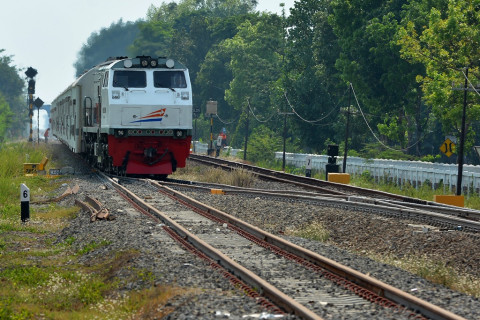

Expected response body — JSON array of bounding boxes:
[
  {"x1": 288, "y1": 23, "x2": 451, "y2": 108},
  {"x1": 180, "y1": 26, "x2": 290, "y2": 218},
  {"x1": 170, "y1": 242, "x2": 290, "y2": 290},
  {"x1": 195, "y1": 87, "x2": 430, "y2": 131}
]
[
  {"x1": 206, "y1": 100, "x2": 217, "y2": 156},
  {"x1": 342, "y1": 83, "x2": 352, "y2": 173},
  {"x1": 243, "y1": 99, "x2": 250, "y2": 161},
  {"x1": 280, "y1": 111, "x2": 293, "y2": 171},
  {"x1": 456, "y1": 68, "x2": 468, "y2": 195}
]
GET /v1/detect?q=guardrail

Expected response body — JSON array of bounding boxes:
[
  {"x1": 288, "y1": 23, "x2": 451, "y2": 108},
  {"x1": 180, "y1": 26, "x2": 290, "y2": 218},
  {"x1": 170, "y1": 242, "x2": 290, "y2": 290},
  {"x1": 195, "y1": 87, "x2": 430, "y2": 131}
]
[{"x1": 274, "y1": 152, "x2": 480, "y2": 196}]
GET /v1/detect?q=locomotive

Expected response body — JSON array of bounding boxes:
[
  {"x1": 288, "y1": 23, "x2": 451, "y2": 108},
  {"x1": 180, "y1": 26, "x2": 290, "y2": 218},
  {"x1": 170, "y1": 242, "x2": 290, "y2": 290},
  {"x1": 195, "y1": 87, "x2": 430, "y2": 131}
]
[{"x1": 51, "y1": 56, "x2": 192, "y2": 178}]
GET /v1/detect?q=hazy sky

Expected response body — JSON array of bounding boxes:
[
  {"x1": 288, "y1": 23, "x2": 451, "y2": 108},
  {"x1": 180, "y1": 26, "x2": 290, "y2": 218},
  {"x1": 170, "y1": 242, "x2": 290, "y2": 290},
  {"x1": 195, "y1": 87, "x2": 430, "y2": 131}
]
[{"x1": 1, "y1": 0, "x2": 295, "y2": 105}]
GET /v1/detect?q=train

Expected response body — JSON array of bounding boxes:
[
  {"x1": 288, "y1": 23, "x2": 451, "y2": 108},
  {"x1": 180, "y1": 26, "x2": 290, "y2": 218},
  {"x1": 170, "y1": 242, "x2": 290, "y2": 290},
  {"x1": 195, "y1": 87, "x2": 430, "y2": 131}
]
[{"x1": 51, "y1": 56, "x2": 193, "y2": 178}]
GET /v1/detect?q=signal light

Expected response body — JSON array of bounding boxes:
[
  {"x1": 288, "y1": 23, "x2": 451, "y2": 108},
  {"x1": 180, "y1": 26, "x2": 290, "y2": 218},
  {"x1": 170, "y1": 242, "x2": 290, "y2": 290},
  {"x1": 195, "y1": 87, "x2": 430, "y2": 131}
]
[{"x1": 28, "y1": 80, "x2": 35, "y2": 94}]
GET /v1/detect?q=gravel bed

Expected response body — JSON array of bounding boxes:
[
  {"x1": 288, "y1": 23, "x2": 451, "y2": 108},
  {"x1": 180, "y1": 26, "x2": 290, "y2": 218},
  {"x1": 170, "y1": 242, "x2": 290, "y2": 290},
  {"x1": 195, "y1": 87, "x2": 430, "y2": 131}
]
[
  {"x1": 47, "y1": 142, "x2": 286, "y2": 320},
  {"x1": 44, "y1": 142, "x2": 480, "y2": 319},
  {"x1": 174, "y1": 187, "x2": 480, "y2": 320}
]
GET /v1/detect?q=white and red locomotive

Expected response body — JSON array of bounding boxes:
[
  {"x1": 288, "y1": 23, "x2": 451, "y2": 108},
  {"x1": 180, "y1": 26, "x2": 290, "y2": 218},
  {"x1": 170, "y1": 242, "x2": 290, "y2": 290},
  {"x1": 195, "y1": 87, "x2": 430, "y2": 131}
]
[{"x1": 51, "y1": 56, "x2": 192, "y2": 178}]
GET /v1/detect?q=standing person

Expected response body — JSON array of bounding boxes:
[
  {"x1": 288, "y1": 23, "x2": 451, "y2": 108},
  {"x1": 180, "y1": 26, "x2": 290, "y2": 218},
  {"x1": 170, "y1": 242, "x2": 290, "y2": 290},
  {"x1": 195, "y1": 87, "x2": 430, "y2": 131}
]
[{"x1": 44, "y1": 128, "x2": 50, "y2": 143}]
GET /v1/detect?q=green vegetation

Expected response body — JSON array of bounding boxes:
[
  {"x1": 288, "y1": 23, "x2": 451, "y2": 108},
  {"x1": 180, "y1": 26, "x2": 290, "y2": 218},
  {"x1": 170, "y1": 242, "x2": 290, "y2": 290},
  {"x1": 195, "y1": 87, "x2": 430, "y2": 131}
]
[
  {"x1": 22, "y1": 0, "x2": 465, "y2": 164},
  {"x1": 0, "y1": 143, "x2": 187, "y2": 319}
]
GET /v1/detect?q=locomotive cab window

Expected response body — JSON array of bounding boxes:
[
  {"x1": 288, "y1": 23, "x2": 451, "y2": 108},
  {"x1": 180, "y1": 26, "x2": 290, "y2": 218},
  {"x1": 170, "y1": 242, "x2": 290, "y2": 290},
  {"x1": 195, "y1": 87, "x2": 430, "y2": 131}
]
[
  {"x1": 154, "y1": 71, "x2": 187, "y2": 88},
  {"x1": 113, "y1": 71, "x2": 146, "y2": 88}
]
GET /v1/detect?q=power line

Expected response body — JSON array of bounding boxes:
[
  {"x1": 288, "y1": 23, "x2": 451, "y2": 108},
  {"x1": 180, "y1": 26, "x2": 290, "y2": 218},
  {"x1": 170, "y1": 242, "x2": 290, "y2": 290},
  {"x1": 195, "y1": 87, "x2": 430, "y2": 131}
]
[
  {"x1": 248, "y1": 99, "x2": 277, "y2": 123},
  {"x1": 350, "y1": 83, "x2": 430, "y2": 151},
  {"x1": 283, "y1": 87, "x2": 350, "y2": 125}
]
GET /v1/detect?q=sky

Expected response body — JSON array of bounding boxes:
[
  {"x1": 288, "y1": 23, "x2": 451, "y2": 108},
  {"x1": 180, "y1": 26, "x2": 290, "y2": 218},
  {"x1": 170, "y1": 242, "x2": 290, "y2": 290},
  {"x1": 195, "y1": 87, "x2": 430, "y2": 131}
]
[{"x1": 1, "y1": 0, "x2": 296, "y2": 108}]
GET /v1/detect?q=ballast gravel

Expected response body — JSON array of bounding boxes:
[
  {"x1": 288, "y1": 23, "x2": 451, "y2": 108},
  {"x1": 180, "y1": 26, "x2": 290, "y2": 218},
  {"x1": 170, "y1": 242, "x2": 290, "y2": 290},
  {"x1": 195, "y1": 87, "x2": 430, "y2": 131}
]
[{"x1": 44, "y1": 142, "x2": 480, "y2": 319}]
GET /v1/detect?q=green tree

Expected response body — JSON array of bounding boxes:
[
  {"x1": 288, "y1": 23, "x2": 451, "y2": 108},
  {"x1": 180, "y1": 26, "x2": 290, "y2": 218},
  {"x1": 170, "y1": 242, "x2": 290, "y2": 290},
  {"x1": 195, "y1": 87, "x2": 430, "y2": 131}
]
[
  {"x1": 222, "y1": 14, "x2": 284, "y2": 146},
  {"x1": 284, "y1": 0, "x2": 343, "y2": 153},
  {"x1": 74, "y1": 19, "x2": 140, "y2": 77},
  {"x1": 329, "y1": 0, "x2": 430, "y2": 155},
  {"x1": 397, "y1": 0, "x2": 480, "y2": 155},
  {"x1": 0, "y1": 50, "x2": 26, "y2": 140},
  {"x1": 0, "y1": 93, "x2": 13, "y2": 143}
]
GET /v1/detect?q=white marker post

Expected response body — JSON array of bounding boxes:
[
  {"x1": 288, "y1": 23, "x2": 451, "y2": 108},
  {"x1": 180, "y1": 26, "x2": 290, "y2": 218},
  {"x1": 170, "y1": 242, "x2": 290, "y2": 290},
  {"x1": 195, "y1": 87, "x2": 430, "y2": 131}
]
[
  {"x1": 20, "y1": 184, "x2": 30, "y2": 222},
  {"x1": 305, "y1": 155, "x2": 312, "y2": 178}
]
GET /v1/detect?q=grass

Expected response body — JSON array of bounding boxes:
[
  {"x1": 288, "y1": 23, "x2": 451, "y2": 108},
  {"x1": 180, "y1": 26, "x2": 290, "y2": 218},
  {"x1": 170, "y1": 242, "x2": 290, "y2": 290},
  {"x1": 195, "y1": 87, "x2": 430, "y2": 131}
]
[
  {"x1": 367, "y1": 253, "x2": 480, "y2": 298},
  {"x1": 0, "y1": 141, "x2": 189, "y2": 319},
  {"x1": 174, "y1": 163, "x2": 256, "y2": 187},
  {"x1": 286, "y1": 222, "x2": 330, "y2": 242}
]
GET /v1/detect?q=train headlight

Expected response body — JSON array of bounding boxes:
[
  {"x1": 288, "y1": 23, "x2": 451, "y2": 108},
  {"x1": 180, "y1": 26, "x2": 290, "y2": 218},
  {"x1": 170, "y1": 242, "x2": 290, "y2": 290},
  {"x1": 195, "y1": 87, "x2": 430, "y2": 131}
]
[
  {"x1": 181, "y1": 91, "x2": 189, "y2": 100},
  {"x1": 150, "y1": 59, "x2": 158, "y2": 67},
  {"x1": 166, "y1": 59, "x2": 175, "y2": 68},
  {"x1": 141, "y1": 59, "x2": 149, "y2": 67},
  {"x1": 117, "y1": 130, "x2": 125, "y2": 136},
  {"x1": 124, "y1": 60, "x2": 133, "y2": 68}
]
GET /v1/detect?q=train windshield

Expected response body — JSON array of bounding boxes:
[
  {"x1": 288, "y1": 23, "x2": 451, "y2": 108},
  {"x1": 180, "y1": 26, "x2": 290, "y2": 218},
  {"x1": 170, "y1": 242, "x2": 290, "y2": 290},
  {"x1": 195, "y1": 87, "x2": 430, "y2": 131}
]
[
  {"x1": 113, "y1": 71, "x2": 146, "y2": 88},
  {"x1": 154, "y1": 71, "x2": 187, "y2": 88}
]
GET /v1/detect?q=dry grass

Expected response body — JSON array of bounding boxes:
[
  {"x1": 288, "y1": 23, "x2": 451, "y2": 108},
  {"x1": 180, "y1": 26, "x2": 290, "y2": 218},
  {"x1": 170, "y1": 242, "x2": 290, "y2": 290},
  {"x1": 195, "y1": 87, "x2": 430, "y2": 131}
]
[
  {"x1": 285, "y1": 221, "x2": 330, "y2": 242},
  {"x1": 173, "y1": 164, "x2": 256, "y2": 188},
  {"x1": 366, "y1": 253, "x2": 480, "y2": 298}
]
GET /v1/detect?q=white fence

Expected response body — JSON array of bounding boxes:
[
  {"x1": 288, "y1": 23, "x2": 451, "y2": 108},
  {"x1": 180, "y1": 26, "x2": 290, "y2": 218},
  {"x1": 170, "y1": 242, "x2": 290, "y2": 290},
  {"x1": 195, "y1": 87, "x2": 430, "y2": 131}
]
[
  {"x1": 192, "y1": 141, "x2": 242, "y2": 157},
  {"x1": 275, "y1": 152, "x2": 480, "y2": 196},
  {"x1": 191, "y1": 142, "x2": 480, "y2": 195}
]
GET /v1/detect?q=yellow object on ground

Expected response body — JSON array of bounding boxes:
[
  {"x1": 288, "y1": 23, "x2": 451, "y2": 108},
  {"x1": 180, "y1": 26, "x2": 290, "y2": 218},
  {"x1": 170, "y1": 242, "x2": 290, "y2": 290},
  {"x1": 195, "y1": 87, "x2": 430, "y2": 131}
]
[
  {"x1": 328, "y1": 173, "x2": 350, "y2": 184},
  {"x1": 24, "y1": 156, "x2": 48, "y2": 175},
  {"x1": 210, "y1": 189, "x2": 225, "y2": 195},
  {"x1": 434, "y1": 195, "x2": 464, "y2": 207}
]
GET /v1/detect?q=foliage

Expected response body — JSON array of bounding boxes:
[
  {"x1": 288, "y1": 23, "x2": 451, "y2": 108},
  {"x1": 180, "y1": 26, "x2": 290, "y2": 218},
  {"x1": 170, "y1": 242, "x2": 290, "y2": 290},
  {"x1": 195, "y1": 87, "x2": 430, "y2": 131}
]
[
  {"x1": 0, "y1": 94, "x2": 13, "y2": 144},
  {"x1": 74, "y1": 19, "x2": 141, "y2": 77},
  {"x1": 397, "y1": 0, "x2": 480, "y2": 156},
  {"x1": 65, "y1": 0, "x2": 480, "y2": 163},
  {"x1": 0, "y1": 50, "x2": 25, "y2": 141},
  {"x1": 245, "y1": 125, "x2": 282, "y2": 162}
]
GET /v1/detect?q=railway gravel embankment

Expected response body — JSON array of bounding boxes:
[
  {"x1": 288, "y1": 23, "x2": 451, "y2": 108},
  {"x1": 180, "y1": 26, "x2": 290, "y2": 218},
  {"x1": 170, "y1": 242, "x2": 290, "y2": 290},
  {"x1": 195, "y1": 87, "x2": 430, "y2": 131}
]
[{"x1": 45, "y1": 142, "x2": 480, "y2": 319}]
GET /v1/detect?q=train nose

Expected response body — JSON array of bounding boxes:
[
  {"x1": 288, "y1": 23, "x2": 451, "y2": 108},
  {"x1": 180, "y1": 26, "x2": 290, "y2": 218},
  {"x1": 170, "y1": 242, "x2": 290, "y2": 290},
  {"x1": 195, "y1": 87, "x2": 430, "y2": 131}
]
[{"x1": 144, "y1": 147, "x2": 157, "y2": 159}]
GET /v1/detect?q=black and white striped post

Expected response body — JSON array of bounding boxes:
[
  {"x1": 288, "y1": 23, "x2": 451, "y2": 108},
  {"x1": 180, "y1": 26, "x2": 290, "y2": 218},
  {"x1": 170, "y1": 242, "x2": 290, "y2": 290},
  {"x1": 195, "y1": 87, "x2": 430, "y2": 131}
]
[{"x1": 20, "y1": 184, "x2": 30, "y2": 222}]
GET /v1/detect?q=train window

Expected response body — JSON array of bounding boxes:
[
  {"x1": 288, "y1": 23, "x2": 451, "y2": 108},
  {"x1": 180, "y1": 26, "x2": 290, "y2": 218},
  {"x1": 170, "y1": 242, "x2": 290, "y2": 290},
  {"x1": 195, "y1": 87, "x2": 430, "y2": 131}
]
[
  {"x1": 154, "y1": 71, "x2": 187, "y2": 88},
  {"x1": 113, "y1": 71, "x2": 146, "y2": 88}
]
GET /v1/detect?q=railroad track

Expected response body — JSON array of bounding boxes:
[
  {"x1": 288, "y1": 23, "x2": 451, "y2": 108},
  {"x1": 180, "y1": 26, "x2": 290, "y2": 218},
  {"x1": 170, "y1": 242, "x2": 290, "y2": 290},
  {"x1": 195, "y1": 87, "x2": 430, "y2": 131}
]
[
  {"x1": 96, "y1": 172, "x2": 466, "y2": 320},
  {"x1": 187, "y1": 154, "x2": 480, "y2": 226}
]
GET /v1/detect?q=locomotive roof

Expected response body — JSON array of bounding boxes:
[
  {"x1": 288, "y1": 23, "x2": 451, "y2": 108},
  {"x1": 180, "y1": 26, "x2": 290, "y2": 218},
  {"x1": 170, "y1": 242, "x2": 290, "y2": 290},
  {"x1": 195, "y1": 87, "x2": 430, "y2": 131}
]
[{"x1": 53, "y1": 56, "x2": 188, "y2": 102}]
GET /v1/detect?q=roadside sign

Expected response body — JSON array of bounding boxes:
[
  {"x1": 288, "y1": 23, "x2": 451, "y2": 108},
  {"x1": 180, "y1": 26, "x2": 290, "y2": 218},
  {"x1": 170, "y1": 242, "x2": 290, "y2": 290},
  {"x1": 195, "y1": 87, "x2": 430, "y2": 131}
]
[
  {"x1": 440, "y1": 138, "x2": 456, "y2": 157},
  {"x1": 20, "y1": 184, "x2": 30, "y2": 202},
  {"x1": 49, "y1": 169, "x2": 61, "y2": 175},
  {"x1": 306, "y1": 156, "x2": 312, "y2": 170}
]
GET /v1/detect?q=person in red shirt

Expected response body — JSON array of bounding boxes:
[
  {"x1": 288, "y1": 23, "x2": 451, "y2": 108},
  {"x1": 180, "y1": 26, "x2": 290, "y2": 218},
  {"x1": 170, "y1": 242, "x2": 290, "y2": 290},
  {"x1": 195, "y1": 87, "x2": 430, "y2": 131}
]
[{"x1": 44, "y1": 128, "x2": 50, "y2": 143}]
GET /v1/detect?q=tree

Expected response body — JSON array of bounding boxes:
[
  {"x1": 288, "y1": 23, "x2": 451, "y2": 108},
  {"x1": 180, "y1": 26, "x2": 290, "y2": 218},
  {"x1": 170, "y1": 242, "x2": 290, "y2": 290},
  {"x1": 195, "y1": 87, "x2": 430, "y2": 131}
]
[
  {"x1": 0, "y1": 50, "x2": 26, "y2": 140},
  {"x1": 397, "y1": 0, "x2": 480, "y2": 155},
  {"x1": 222, "y1": 14, "x2": 284, "y2": 146},
  {"x1": 74, "y1": 20, "x2": 140, "y2": 77},
  {"x1": 284, "y1": 0, "x2": 342, "y2": 153},
  {"x1": 0, "y1": 93, "x2": 13, "y2": 143},
  {"x1": 329, "y1": 0, "x2": 430, "y2": 155}
]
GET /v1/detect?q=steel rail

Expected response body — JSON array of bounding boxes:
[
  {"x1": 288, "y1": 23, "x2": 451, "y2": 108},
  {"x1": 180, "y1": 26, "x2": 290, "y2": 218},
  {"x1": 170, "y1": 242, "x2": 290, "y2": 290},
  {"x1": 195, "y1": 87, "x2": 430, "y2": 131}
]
[
  {"x1": 188, "y1": 154, "x2": 480, "y2": 220},
  {"x1": 150, "y1": 179, "x2": 467, "y2": 320},
  {"x1": 158, "y1": 180, "x2": 480, "y2": 233},
  {"x1": 189, "y1": 154, "x2": 347, "y2": 196},
  {"x1": 189, "y1": 154, "x2": 427, "y2": 203},
  {"x1": 99, "y1": 173, "x2": 322, "y2": 319}
]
